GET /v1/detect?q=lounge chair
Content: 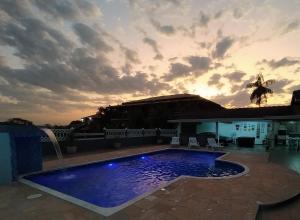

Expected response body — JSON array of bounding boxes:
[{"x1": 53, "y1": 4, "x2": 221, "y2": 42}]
[
  {"x1": 207, "y1": 138, "x2": 224, "y2": 150},
  {"x1": 170, "y1": 137, "x2": 180, "y2": 146},
  {"x1": 188, "y1": 137, "x2": 200, "y2": 148}
]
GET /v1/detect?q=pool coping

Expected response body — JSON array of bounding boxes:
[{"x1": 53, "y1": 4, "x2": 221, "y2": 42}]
[{"x1": 19, "y1": 148, "x2": 249, "y2": 217}]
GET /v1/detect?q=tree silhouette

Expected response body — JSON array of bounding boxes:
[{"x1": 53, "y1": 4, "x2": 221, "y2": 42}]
[{"x1": 246, "y1": 73, "x2": 275, "y2": 107}]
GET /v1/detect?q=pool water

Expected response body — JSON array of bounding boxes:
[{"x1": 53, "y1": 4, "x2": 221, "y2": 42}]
[{"x1": 24, "y1": 149, "x2": 245, "y2": 208}]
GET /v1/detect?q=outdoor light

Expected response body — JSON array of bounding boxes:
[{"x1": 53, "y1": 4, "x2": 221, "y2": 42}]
[
  {"x1": 141, "y1": 156, "x2": 146, "y2": 159},
  {"x1": 108, "y1": 163, "x2": 113, "y2": 167}
]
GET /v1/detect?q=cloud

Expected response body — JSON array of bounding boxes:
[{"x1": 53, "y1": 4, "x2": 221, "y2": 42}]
[
  {"x1": 150, "y1": 19, "x2": 176, "y2": 36},
  {"x1": 207, "y1": 73, "x2": 223, "y2": 87},
  {"x1": 0, "y1": 0, "x2": 32, "y2": 19},
  {"x1": 33, "y1": 0, "x2": 101, "y2": 20},
  {"x1": 177, "y1": 24, "x2": 196, "y2": 38},
  {"x1": 0, "y1": 1, "x2": 171, "y2": 124},
  {"x1": 211, "y1": 90, "x2": 251, "y2": 107},
  {"x1": 185, "y1": 56, "x2": 211, "y2": 72},
  {"x1": 281, "y1": 20, "x2": 299, "y2": 35},
  {"x1": 288, "y1": 84, "x2": 300, "y2": 93},
  {"x1": 212, "y1": 37, "x2": 235, "y2": 59},
  {"x1": 163, "y1": 63, "x2": 191, "y2": 81},
  {"x1": 0, "y1": 18, "x2": 73, "y2": 64},
  {"x1": 225, "y1": 71, "x2": 246, "y2": 82},
  {"x1": 259, "y1": 57, "x2": 300, "y2": 69},
  {"x1": 143, "y1": 37, "x2": 163, "y2": 60},
  {"x1": 73, "y1": 23, "x2": 113, "y2": 51},
  {"x1": 123, "y1": 48, "x2": 140, "y2": 64},
  {"x1": 199, "y1": 11, "x2": 210, "y2": 27},
  {"x1": 214, "y1": 10, "x2": 223, "y2": 19},
  {"x1": 163, "y1": 56, "x2": 211, "y2": 81},
  {"x1": 269, "y1": 79, "x2": 292, "y2": 93},
  {"x1": 233, "y1": 8, "x2": 243, "y2": 19},
  {"x1": 128, "y1": 0, "x2": 185, "y2": 14},
  {"x1": 0, "y1": 56, "x2": 6, "y2": 66}
]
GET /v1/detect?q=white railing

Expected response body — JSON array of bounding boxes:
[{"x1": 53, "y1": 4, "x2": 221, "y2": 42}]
[
  {"x1": 41, "y1": 128, "x2": 177, "y2": 141},
  {"x1": 41, "y1": 129, "x2": 70, "y2": 142},
  {"x1": 74, "y1": 133, "x2": 105, "y2": 140},
  {"x1": 105, "y1": 129, "x2": 127, "y2": 138},
  {"x1": 160, "y1": 129, "x2": 177, "y2": 137},
  {"x1": 127, "y1": 129, "x2": 144, "y2": 137},
  {"x1": 144, "y1": 129, "x2": 157, "y2": 137}
]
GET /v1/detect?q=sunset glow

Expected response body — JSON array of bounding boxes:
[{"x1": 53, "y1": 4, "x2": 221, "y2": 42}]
[{"x1": 0, "y1": 0, "x2": 299, "y2": 124}]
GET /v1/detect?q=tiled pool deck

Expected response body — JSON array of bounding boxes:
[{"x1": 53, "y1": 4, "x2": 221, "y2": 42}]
[{"x1": 0, "y1": 145, "x2": 299, "y2": 220}]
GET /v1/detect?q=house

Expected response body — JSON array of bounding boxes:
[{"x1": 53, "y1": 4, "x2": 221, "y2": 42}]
[
  {"x1": 168, "y1": 90, "x2": 300, "y2": 146},
  {"x1": 81, "y1": 90, "x2": 300, "y2": 146},
  {"x1": 89, "y1": 94, "x2": 225, "y2": 129}
]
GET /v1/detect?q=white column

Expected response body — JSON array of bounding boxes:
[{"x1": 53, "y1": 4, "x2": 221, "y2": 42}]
[
  {"x1": 177, "y1": 122, "x2": 181, "y2": 137},
  {"x1": 216, "y1": 121, "x2": 219, "y2": 146}
]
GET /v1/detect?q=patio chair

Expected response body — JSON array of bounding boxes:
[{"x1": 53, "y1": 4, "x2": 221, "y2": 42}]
[
  {"x1": 207, "y1": 138, "x2": 224, "y2": 150},
  {"x1": 170, "y1": 137, "x2": 180, "y2": 146},
  {"x1": 188, "y1": 137, "x2": 200, "y2": 148}
]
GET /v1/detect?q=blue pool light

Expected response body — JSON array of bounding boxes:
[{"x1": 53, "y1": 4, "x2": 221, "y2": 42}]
[
  {"x1": 108, "y1": 163, "x2": 113, "y2": 167},
  {"x1": 141, "y1": 156, "x2": 146, "y2": 159}
]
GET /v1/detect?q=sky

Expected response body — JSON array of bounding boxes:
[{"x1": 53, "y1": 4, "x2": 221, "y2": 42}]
[{"x1": 0, "y1": 0, "x2": 300, "y2": 125}]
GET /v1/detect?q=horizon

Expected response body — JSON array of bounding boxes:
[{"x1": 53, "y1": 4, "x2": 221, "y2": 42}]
[{"x1": 0, "y1": 0, "x2": 300, "y2": 124}]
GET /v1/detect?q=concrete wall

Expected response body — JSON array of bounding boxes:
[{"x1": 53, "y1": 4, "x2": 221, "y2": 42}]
[{"x1": 42, "y1": 136, "x2": 171, "y2": 156}]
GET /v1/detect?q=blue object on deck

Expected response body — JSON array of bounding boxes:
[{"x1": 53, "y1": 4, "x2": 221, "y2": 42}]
[
  {"x1": 24, "y1": 149, "x2": 245, "y2": 208},
  {"x1": 0, "y1": 125, "x2": 43, "y2": 181}
]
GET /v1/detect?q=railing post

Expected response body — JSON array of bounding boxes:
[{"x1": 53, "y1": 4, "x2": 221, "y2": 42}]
[
  {"x1": 103, "y1": 127, "x2": 106, "y2": 139},
  {"x1": 142, "y1": 128, "x2": 145, "y2": 137}
]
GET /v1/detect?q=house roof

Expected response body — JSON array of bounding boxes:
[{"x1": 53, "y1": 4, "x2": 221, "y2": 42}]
[
  {"x1": 122, "y1": 93, "x2": 224, "y2": 108},
  {"x1": 291, "y1": 90, "x2": 300, "y2": 105},
  {"x1": 169, "y1": 105, "x2": 300, "y2": 122}
]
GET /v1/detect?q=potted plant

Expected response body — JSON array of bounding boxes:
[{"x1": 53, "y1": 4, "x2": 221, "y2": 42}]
[{"x1": 66, "y1": 130, "x2": 77, "y2": 153}]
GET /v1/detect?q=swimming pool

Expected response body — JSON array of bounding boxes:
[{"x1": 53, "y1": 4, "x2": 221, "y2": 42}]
[{"x1": 21, "y1": 149, "x2": 247, "y2": 216}]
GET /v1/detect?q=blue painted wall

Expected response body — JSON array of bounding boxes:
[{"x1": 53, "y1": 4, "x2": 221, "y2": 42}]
[
  {"x1": 0, "y1": 133, "x2": 12, "y2": 184},
  {"x1": 0, "y1": 125, "x2": 43, "y2": 180}
]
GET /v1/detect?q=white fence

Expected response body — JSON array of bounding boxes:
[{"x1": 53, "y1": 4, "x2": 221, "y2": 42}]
[
  {"x1": 105, "y1": 129, "x2": 127, "y2": 138},
  {"x1": 74, "y1": 133, "x2": 105, "y2": 141},
  {"x1": 160, "y1": 129, "x2": 177, "y2": 137},
  {"x1": 40, "y1": 129, "x2": 70, "y2": 142},
  {"x1": 144, "y1": 129, "x2": 157, "y2": 137},
  {"x1": 41, "y1": 128, "x2": 177, "y2": 142}
]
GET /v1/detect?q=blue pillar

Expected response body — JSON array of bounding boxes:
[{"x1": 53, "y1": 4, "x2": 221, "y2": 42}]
[
  {"x1": 0, "y1": 125, "x2": 43, "y2": 182},
  {"x1": 0, "y1": 133, "x2": 13, "y2": 184}
]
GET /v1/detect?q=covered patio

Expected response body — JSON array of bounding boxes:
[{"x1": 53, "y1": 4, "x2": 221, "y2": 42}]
[{"x1": 169, "y1": 106, "x2": 300, "y2": 151}]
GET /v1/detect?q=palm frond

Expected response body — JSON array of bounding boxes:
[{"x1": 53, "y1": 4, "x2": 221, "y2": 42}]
[
  {"x1": 264, "y1": 79, "x2": 275, "y2": 87},
  {"x1": 258, "y1": 73, "x2": 264, "y2": 82},
  {"x1": 264, "y1": 87, "x2": 273, "y2": 94},
  {"x1": 246, "y1": 73, "x2": 275, "y2": 107},
  {"x1": 246, "y1": 82, "x2": 256, "y2": 88}
]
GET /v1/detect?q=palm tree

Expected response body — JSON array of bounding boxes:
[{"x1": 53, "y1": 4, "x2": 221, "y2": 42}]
[{"x1": 246, "y1": 73, "x2": 275, "y2": 107}]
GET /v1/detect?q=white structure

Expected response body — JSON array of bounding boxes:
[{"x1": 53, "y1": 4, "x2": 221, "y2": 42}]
[
  {"x1": 188, "y1": 137, "x2": 200, "y2": 148},
  {"x1": 170, "y1": 137, "x2": 180, "y2": 145}
]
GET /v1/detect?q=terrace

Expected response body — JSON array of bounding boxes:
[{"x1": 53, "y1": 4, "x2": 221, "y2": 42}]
[{"x1": 0, "y1": 127, "x2": 299, "y2": 220}]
